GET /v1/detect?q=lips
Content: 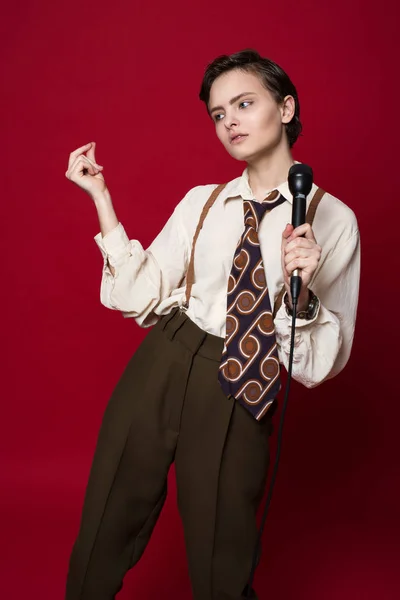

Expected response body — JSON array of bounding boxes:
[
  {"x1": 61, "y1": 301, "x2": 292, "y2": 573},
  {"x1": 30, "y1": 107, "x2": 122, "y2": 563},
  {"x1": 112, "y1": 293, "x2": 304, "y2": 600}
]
[{"x1": 230, "y1": 134, "x2": 248, "y2": 144}]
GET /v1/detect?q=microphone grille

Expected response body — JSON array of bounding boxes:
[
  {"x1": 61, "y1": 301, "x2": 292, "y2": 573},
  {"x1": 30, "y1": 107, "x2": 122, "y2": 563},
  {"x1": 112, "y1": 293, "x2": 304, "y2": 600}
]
[
  {"x1": 289, "y1": 163, "x2": 313, "y2": 178},
  {"x1": 288, "y1": 163, "x2": 313, "y2": 197}
]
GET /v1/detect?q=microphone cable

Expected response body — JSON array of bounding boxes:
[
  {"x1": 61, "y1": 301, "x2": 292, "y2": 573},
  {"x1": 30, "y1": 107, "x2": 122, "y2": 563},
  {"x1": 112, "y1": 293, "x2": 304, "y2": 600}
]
[
  {"x1": 244, "y1": 162, "x2": 312, "y2": 597},
  {"x1": 244, "y1": 275, "x2": 304, "y2": 598}
]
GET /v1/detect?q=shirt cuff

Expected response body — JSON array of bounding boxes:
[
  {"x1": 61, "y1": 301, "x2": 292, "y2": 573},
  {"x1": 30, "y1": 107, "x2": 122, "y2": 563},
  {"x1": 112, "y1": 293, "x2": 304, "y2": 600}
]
[
  {"x1": 277, "y1": 291, "x2": 321, "y2": 328},
  {"x1": 94, "y1": 222, "x2": 131, "y2": 267}
]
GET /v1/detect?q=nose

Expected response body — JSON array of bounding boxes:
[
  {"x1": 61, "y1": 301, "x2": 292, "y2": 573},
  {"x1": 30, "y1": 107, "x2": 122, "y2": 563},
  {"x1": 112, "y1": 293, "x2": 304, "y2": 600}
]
[{"x1": 224, "y1": 111, "x2": 239, "y2": 130}]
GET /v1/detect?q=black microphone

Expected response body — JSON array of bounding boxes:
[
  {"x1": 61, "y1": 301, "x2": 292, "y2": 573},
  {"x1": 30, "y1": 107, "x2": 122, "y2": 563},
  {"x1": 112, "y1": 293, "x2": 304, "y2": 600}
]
[{"x1": 288, "y1": 164, "x2": 313, "y2": 305}]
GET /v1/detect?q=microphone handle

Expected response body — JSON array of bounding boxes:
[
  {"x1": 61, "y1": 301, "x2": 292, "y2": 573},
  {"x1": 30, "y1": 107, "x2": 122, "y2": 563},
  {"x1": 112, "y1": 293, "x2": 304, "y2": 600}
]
[
  {"x1": 291, "y1": 193, "x2": 306, "y2": 229},
  {"x1": 291, "y1": 194, "x2": 307, "y2": 299}
]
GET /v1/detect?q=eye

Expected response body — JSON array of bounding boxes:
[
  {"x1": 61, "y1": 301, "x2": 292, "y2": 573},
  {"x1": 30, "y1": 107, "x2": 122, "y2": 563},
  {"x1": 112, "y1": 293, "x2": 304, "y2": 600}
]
[
  {"x1": 239, "y1": 100, "x2": 252, "y2": 109},
  {"x1": 214, "y1": 113, "x2": 224, "y2": 122}
]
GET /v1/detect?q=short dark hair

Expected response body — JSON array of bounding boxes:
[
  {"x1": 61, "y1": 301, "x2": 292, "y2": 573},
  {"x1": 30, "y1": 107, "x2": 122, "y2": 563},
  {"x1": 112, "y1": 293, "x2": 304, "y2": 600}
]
[{"x1": 199, "y1": 49, "x2": 302, "y2": 148}]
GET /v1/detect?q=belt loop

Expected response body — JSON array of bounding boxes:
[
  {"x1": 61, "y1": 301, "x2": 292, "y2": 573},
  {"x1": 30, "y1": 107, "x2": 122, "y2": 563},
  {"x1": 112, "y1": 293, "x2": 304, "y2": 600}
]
[
  {"x1": 160, "y1": 307, "x2": 179, "y2": 332},
  {"x1": 166, "y1": 317, "x2": 186, "y2": 342},
  {"x1": 162, "y1": 308, "x2": 208, "y2": 354},
  {"x1": 163, "y1": 307, "x2": 189, "y2": 341}
]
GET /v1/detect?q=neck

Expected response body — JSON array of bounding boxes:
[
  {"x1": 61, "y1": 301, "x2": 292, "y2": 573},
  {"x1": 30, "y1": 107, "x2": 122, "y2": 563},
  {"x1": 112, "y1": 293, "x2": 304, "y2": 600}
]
[{"x1": 246, "y1": 143, "x2": 294, "y2": 202}]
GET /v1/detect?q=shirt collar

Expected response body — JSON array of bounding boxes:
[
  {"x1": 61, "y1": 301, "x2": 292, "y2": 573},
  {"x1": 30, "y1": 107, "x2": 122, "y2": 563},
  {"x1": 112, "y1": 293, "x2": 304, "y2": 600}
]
[{"x1": 224, "y1": 161, "x2": 301, "y2": 204}]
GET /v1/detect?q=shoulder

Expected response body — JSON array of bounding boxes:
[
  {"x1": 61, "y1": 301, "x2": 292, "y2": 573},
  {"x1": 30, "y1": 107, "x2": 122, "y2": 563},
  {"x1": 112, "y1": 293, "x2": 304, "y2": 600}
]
[
  {"x1": 179, "y1": 175, "x2": 241, "y2": 209},
  {"x1": 177, "y1": 180, "x2": 236, "y2": 223},
  {"x1": 312, "y1": 183, "x2": 359, "y2": 245},
  {"x1": 179, "y1": 183, "x2": 221, "y2": 208}
]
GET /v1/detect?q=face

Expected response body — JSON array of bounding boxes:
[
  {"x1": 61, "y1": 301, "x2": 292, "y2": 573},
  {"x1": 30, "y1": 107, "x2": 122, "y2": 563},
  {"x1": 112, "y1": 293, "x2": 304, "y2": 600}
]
[{"x1": 208, "y1": 69, "x2": 295, "y2": 162}]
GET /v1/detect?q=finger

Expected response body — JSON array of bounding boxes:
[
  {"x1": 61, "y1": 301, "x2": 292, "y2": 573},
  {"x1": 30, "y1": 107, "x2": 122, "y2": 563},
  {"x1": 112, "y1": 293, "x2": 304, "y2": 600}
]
[
  {"x1": 68, "y1": 142, "x2": 93, "y2": 169},
  {"x1": 80, "y1": 151, "x2": 103, "y2": 173},
  {"x1": 286, "y1": 237, "x2": 316, "y2": 253},
  {"x1": 68, "y1": 155, "x2": 99, "y2": 178},
  {"x1": 285, "y1": 257, "x2": 319, "y2": 275},
  {"x1": 67, "y1": 155, "x2": 94, "y2": 176},
  {"x1": 284, "y1": 248, "x2": 312, "y2": 264},
  {"x1": 68, "y1": 143, "x2": 103, "y2": 173},
  {"x1": 284, "y1": 259, "x2": 300, "y2": 277},
  {"x1": 77, "y1": 155, "x2": 102, "y2": 173},
  {"x1": 282, "y1": 223, "x2": 294, "y2": 240},
  {"x1": 86, "y1": 140, "x2": 97, "y2": 164},
  {"x1": 81, "y1": 155, "x2": 103, "y2": 171},
  {"x1": 288, "y1": 223, "x2": 316, "y2": 243}
]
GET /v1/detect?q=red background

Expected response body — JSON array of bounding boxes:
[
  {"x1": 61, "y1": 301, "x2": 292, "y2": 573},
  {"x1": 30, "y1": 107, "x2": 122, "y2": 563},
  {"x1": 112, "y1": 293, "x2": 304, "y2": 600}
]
[{"x1": 2, "y1": 0, "x2": 399, "y2": 598}]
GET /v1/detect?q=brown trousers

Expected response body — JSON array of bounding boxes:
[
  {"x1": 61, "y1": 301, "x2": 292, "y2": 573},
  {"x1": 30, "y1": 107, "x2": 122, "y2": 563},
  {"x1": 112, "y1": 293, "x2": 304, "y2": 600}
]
[{"x1": 65, "y1": 307, "x2": 274, "y2": 600}]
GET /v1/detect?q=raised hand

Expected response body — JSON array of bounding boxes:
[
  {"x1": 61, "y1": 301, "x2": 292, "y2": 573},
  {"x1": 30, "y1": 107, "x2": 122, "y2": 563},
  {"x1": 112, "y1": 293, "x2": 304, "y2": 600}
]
[{"x1": 65, "y1": 141, "x2": 107, "y2": 200}]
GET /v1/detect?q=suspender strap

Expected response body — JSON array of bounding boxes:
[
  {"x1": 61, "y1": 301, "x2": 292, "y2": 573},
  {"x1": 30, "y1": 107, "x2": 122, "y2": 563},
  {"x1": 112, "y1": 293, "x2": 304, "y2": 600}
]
[
  {"x1": 184, "y1": 183, "x2": 228, "y2": 307},
  {"x1": 272, "y1": 187, "x2": 326, "y2": 317},
  {"x1": 305, "y1": 187, "x2": 326, "y2": 227}
]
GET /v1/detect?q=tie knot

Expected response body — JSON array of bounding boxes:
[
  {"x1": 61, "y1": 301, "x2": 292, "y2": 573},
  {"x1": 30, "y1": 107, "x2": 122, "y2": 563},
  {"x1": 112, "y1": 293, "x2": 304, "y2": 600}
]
[{"x1": 243, "y1": 191, "x2": 286, "y2": 231}]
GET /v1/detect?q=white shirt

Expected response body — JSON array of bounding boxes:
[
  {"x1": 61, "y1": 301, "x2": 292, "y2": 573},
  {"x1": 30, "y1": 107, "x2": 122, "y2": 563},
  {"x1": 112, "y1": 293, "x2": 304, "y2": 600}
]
[{"x1": 94, "y1": 168, "x2": 360, "y2": 389}]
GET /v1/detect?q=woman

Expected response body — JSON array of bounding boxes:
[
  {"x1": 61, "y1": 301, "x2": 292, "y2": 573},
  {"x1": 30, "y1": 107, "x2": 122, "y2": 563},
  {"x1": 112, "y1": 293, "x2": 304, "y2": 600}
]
[{"x1": 64, "y1": 49, "x2": 360, "y2": 600}]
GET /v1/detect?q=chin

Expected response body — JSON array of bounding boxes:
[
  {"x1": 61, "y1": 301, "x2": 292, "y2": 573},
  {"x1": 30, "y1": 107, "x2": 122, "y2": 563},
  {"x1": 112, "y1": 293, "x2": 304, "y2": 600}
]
[
  {"x1": 226, "y1": 140, "x2": 276, "y2": 163},
  {"x1": 228, "y1": 148, "x2": 260, "y2": 163},
  {"x1": 226, "y1": 145, "x2": 256, "y2": 162},
  {"x1": 245, "y1": 144, "x2": 280, "y2": 163}
]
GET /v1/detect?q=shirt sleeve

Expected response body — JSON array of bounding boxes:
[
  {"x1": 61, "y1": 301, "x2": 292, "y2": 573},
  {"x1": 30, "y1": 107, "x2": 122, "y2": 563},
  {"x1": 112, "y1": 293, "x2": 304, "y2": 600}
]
[
  {"x1": 274, "y1": 228, "x2": 360, "y2": 388},
  {"x1": 94, "y1": 192, "x2": 191, "y2": 327}
]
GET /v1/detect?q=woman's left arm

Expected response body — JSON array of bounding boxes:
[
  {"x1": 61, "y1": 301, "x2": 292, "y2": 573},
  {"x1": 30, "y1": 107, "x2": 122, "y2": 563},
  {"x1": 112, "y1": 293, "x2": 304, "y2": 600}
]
[{"x1": 274, "y1": 224, "x2": 361, "y2": 388}]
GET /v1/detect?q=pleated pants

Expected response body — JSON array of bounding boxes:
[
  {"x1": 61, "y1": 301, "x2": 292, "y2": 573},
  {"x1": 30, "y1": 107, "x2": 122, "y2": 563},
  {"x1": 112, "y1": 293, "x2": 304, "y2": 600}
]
[{"x1": 65, "y1": 307, "x2": 274, "y2": 600}]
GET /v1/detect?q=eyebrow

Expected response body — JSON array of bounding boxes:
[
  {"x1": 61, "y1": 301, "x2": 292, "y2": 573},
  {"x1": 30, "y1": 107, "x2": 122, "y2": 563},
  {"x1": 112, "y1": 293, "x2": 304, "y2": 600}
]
[{"x1": 209, "y1": 92, "x2": 256, "y2": 115}]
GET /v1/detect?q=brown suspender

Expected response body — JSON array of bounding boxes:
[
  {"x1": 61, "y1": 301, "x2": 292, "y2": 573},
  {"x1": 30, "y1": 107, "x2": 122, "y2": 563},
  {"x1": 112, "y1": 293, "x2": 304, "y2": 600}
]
[
  {"x1": 183, "y1": 184, "x2": 326, "y2": 313},
  {"x1": 184, "y1": 183, "x2": 228, "y2": 307}
]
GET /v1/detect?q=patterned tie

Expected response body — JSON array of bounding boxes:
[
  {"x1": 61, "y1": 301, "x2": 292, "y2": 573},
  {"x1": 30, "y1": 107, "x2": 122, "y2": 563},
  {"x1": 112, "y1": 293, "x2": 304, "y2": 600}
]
[{"x1": 218, "y1": 191, "x2": 287, "y2": 421}]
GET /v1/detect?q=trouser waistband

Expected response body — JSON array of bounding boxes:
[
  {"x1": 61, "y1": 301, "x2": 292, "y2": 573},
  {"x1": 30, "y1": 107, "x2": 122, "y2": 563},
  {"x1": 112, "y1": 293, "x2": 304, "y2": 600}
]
[{"x1": 159, "y1": 307, "x2": 224, "y2": 362}]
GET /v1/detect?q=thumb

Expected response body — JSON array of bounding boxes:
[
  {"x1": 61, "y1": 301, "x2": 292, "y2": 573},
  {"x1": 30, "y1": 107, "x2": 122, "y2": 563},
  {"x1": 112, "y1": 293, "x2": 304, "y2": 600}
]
[{"x1": 282, "y1": 223, "x2": 294, "y2": 239}]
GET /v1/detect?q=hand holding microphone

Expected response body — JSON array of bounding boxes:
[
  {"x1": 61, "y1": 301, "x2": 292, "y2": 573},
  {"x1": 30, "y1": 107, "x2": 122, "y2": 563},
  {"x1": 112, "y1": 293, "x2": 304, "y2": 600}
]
[{"x1": 281, "y1": 164, "x2": 322, "y2": 311}]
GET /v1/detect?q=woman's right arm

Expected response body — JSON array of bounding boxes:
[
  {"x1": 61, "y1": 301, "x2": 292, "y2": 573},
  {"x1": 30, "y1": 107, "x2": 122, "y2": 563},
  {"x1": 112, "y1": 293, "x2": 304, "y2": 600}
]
[
  {"x1": 65, "y1": 141, "x2": 119, "y2": 275},
  {"x1": 66, "y1": 141, "x2": 190, "y2": 325},
  {"x1": 92, "y1": 190, "x2": 119, "y2": 276}
]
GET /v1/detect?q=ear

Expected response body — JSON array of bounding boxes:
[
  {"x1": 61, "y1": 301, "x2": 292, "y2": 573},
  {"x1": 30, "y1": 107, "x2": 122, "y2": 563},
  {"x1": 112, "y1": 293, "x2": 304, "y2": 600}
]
[{"x1": 281, "y1": 95, "x2": 296, "y2": 124}]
